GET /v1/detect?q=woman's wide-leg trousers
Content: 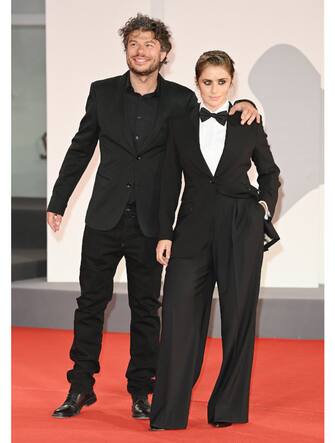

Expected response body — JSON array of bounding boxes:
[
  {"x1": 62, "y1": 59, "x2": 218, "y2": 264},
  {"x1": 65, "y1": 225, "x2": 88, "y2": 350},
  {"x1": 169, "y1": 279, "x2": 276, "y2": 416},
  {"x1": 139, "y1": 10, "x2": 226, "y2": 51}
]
[{"x1": 150, "y1": 195, "x2": 265, "y2": 429}]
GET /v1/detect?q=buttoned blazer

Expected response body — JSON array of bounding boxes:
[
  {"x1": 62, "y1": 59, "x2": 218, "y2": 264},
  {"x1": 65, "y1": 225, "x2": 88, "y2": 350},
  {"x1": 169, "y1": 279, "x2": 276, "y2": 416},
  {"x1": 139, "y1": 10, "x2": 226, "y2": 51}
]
[
  {"x1": 159, "y1": 105, "x2": 281, "y2": 255},
  {"x1": 47, "y1": 71, "x2": 197, "y2": 236}
]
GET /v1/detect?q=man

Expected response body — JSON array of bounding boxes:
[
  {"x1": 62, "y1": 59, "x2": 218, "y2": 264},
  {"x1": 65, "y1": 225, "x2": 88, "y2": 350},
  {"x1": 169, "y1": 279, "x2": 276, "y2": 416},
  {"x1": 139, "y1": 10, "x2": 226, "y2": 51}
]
[{"x1": 48, "y1": 13, "x2": 260, "y2": 419}]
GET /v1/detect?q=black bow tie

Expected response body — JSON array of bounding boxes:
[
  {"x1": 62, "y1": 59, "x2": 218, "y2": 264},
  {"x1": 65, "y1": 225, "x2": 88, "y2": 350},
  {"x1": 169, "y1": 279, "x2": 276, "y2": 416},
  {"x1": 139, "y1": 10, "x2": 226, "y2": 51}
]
[{"x1": 199, "y1": 107, "x2": 228, "y2": 126}]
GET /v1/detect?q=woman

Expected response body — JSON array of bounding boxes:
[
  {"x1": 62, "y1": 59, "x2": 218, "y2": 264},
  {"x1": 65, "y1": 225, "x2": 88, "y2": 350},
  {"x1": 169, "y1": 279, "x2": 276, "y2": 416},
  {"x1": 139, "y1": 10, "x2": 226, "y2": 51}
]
[{"x1": 149, "y1": 50, "x2": 280, "y2": 430}]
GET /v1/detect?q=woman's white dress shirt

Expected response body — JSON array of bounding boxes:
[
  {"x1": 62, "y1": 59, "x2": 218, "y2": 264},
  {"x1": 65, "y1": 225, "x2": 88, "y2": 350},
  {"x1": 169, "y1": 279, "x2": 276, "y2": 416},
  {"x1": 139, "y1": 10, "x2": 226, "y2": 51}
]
[
  {"x1": 198, "y1": 101, "x2": 270, "y2": 218},
  {"x1": 199, "y1": 101, "x2": 229, "y2": 176}
]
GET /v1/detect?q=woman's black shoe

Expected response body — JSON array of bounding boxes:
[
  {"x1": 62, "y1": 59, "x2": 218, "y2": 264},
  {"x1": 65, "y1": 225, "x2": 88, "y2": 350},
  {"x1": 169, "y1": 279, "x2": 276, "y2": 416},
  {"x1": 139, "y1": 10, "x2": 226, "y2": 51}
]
[
  {"x1": 212, "y1": 421, "x2": 232, "y2": 428},
  {"x1": 150, "y1": 425, "x2": 166, "y2": 431}
]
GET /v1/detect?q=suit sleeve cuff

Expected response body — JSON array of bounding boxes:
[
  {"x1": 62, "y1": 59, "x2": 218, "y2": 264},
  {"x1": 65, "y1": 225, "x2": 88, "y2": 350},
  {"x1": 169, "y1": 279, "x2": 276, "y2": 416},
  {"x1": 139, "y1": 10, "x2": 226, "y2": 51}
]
[
  {"x1": 158, "y1": 231, "x2": 173, "y2": 241},
  {"x1": 47, "y1": 196, "x2": 67, "y2": 216}
]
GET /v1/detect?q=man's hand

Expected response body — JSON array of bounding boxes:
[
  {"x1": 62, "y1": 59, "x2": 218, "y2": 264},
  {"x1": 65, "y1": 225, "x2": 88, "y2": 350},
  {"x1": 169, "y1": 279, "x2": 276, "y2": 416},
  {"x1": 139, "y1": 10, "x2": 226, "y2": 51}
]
[
  {"x1": 47, "y1": 211, "x2": 63, "y2": 232},
  {"x1": 156, "y1": 240, "x2": 172, "y2": 266},
  {"x1": 229, "y1": 101, "x2": 261, "y2": 125}
]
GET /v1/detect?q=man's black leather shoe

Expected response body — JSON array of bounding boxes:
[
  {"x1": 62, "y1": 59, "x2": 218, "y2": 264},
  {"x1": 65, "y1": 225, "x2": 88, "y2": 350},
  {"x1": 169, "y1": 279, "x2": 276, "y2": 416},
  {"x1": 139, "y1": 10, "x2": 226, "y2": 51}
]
[
  {"x1": 131, "y1": 395, "x2": 151, "y2": 419},
  {"x1": 52, "y1": 391, "x2": 97, "y2": 418},
  {"x1": 212, "y1": 421, "x2": 232, "y2": 428}
]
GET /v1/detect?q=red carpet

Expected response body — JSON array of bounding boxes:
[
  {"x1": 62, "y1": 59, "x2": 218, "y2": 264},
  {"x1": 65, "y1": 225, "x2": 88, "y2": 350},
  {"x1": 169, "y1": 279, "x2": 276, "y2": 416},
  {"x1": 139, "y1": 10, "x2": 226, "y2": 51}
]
[{"x1": 12, "y1": 327, "x2": 323, "y2": 442}]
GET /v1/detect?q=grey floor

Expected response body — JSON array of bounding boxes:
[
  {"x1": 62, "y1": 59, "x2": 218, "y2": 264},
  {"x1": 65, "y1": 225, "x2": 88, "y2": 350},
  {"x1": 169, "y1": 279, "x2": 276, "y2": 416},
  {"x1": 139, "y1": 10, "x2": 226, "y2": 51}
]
[{"x1": 12, "y1": 279, "x2": 324, "y2": 339}]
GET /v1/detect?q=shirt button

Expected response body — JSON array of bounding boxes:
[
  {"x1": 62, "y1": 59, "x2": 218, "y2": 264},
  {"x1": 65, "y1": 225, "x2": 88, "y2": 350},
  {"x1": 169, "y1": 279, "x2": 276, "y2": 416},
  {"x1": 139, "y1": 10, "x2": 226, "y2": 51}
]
[
  {"x1": 135, "y1": 135, "x2": 139, "y2": 140},
  {"x1": 136, "y1": 155, "x2": 142, "y2": 160},
  {"x1": 209, "y1": 179, "x2": 215, "y2": 184},
  {"x1": 126, "y1": 183, "x2": 132, "y2": 188},
  {"x1": 137, "y1": 116, "x2": 142, "y2": 120}
]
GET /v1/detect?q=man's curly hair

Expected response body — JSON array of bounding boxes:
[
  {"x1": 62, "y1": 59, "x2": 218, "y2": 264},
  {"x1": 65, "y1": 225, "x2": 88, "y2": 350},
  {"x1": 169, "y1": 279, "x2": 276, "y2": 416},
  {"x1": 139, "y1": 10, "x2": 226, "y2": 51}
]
[{"x1": 119, "y1": 13, "x2": 172, "y2": 64}]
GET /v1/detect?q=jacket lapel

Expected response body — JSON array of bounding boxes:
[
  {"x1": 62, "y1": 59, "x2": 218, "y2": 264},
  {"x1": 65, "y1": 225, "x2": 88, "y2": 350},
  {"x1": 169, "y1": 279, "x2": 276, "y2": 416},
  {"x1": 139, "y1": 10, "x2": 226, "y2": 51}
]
[
  {"x1": 114, "y1": 72, "x2": 136, "y2": 155},
  {"x1": 101, "y1": 71, "x2": 135, "y2": 156},
  {"x1": 189, "y1": 106, "x2": 214, "y2": 177},
  {"x1": 214, "y1": 102, "x2": 240, "y2": 177},
  {"x1": 121, "y1": 103, "x2": 136, "y2": 155}
]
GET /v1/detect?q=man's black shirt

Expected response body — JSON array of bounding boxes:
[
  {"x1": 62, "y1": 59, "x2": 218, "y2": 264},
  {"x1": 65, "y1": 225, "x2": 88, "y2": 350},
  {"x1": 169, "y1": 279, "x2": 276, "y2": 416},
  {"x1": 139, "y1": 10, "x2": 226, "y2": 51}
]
[{"x1": 125, "y1": 74, "x2": 161, "y2": 204}]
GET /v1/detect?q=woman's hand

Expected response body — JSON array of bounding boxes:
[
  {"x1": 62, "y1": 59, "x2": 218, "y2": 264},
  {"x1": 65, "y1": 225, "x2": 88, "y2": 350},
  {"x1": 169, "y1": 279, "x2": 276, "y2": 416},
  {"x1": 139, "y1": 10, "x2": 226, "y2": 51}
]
[{"x1": 156, "y1": 240, "x2": 172, "y2": 266}]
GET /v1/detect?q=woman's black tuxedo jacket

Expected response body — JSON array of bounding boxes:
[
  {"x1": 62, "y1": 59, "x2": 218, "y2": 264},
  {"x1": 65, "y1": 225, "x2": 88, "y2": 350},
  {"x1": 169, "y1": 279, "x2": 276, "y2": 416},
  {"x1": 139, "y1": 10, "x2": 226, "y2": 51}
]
[
  {"x1": 159, "y1": 105, "x2": 281, "y2": 256},
  {"x1": 47, "y1": 71, "x2": 197, "y2": 236}
]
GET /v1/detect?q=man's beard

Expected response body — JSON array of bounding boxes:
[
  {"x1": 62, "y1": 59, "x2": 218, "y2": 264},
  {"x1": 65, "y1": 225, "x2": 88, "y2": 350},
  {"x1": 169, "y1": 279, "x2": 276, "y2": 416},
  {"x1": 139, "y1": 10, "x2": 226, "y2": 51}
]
[{"x1": 127, "y1": 57, "x2": 161, "y2": 76}]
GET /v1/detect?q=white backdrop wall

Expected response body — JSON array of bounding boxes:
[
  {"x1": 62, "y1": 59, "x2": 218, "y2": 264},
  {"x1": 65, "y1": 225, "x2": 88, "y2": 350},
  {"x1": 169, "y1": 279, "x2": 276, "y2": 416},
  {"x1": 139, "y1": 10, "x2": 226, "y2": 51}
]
[
  {"x1": 12, "y1": 26, "x2": 46, "y2": 197},
  {"x1": 47, "y1": 0, "x2": 324, "y2": 289}
]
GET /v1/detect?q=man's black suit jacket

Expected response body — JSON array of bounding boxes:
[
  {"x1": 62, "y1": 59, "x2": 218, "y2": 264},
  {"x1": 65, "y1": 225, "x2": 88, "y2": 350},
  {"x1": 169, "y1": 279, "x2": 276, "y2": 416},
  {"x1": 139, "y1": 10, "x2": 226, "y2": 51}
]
[
  {"x1": 159, "y1": 106, "x2": 281, "y2": 256},
  {"x1": 47, "y1": 71, "x2": 197, "y2": 237}
]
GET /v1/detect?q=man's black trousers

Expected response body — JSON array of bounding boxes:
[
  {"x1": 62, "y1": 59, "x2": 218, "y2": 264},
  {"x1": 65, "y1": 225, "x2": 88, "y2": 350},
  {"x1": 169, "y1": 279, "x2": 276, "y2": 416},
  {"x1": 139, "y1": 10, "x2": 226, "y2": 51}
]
[{"x1": 67, "y1": 204, "x2": 162, "y2": 396}]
